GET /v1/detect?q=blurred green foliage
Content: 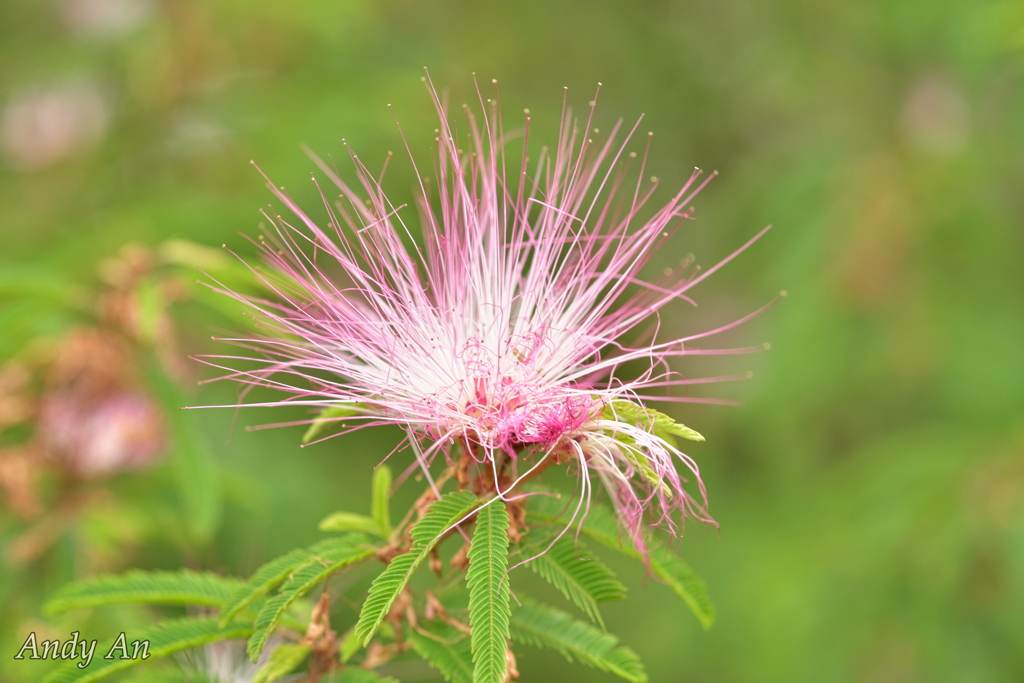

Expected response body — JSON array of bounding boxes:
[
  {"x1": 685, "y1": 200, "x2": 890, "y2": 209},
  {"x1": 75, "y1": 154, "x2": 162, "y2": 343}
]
[{"x1": 2, "y1": 0, "x2": 1022, "y2": 681}]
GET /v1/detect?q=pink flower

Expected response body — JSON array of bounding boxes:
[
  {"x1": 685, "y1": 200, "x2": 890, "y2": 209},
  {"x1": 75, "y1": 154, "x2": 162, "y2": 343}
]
[
  {"x1": 200, "y1": 76, "x2": 772, "y2": 551},
  {"x1": 42, "y1": 390, "x2": 165, "y2": 477}
]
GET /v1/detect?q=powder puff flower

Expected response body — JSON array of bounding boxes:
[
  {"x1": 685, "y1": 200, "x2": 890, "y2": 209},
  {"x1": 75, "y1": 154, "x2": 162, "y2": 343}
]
[
  {"x1": 199, "y1": 76, "x2": 772, "y2": 552},
  {"x1": 177, "y1": 640, "x2": 277, "y2": 683}
]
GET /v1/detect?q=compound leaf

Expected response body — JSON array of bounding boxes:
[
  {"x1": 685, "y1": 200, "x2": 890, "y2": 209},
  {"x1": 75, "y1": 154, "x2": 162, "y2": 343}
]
[
  {"x1": 467, "y1": 501, "x2": 511, "y2": 683},
  {"x1": 410, "y1": 621, "x2": 473, "y2": 683},
  {"x1": 528, "y1": 497, "x2": 714, "y2": 629},
  {"x1": 509, "y1": 601, "x2": 647, "y2": 683},
  {"x1": 46, "y1": 570, "x2": 244, "y2": 614},
  {"x1": 43, "y1": 617, "x2": 251, "y2": 683},
  {"x1": 371, "y1": 465, "x2": 393, "y2": 537},
  {"x1": 247, "y1": 535, "x2": 375, "y2": 661},
  {"x1": 355, "y1": 491, "x2": 478, "y2": 646},
  {"x1": 526, "y1": 536, "x2": 626, "y2": 627},
  {"x1": 252, "y1": 642, "x2": 310, "y2": 683}
]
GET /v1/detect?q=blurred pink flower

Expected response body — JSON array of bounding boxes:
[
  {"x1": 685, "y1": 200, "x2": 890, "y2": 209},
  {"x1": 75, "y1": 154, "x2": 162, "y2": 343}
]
[
  {"x1": 61, "y1": 0, "x2": 153, "y2": 39},
  {"x1": 41, "y1": 390, "x2": 165, "y2": 478},
  {"x1": 202, "y1": 78, "x2": 771, "y2": 549},
  {"x1": 0, "y1": 79, "x2": 109, "y2": 171},
  {"x1": 38, "y1": 328, "x2": 165, "y2": 478}
]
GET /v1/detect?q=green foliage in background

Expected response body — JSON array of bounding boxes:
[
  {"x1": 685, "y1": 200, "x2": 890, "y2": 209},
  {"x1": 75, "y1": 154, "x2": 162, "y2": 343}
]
[{"x1": 2, "y1": 0, "x2": 1023, "y2": 681}]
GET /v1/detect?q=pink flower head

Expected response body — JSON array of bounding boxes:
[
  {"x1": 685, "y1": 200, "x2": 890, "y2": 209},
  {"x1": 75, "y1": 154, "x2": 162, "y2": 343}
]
[{"x1": 200, "y1": 75, "x2": 773, "y2": 552}]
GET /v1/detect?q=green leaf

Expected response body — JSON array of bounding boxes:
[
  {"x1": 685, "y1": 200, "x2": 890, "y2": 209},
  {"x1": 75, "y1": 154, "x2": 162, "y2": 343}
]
[
  {"x1": 355, "y1": 490, "x2": 478, "y2": 646},
  {"x1": 253, "y1": 642, "x2": 310, "y2": 683},
  {"x1": 410, "y1": 621, "x2": 473, "y2": 683},
  {"x1": 602, "y1": 399, "x2": 704, "y2": 443},
  {"x1": 158, "y1": 239, "x2": 238, "y2": 274},
  {"x1": 173, "y1": 420, "x2": 220, "y2": 544},
  {"x1": 247, "y1": 535, "x2": 376, "y2": 661},
  {"x1": 0, "y1": 299, "x2": 74, "y2": 357},
  {"x1": 223, "y1": 535, "x2": 373, "y2": 627},
  {"x1": 45, "y1": 570, "x2": 245, "y2": 614},
  {"x1": 117, "y1": 669, "x2": 227, "y2": 683},
  {"x1": 647, "y1": 545, "x2": 716, "y2": 631},
  {"x1": 134, "y1": 278, "x2": 163, "y2": 344},
  {"x1": 467, "y1": 501, "x2": 511, "y2": 683},
  {"x1": 43, "y1": 617, "x2": 252, "y2": 683},
  {"x1": 338, "y1": 625, "x2": 361, "y2": 663},
  {"x1": 372, "y1": 465, "x2": 393, "y2": 537},
  {"x1": 509, "y1": 602, "x2": 648, "y2": 683},
  {"x1": 652, "y1": 420, "x2": 705, "y2": 443},
  {"x1": 620, "y1": 448, "x2": 673, "y2": 497},
  {"x1": 526, "y1": 536, "x2": 626, "y2": 627},
  {"x1": 318, "y1": 512, "x2": 385, "y2": 536},
  {"x1": 403, "y1": 492, "x2": 478, "y2": 549},
  {"x1": 117, "y1": 670, "x2": 222, "y2": 683},
  {"x1": 144, "y1": 359, "x2": 220, "y2": 544},
  {"x1": 319, "y1": 466, "x2": 392, "y2": 537},
  {"x1": 527, "y1": 498, "x2": 715, "y2": 629},
  {"x1": 0, "y1": 265, "x2": 74, "y2": 302},
  {"x1": 302, "y1": 405, "x2": 360, "y2": 444},
  {"x1": 118, "y1": 673, "x2": 215, "y2": 683},
  {"x1": 336, "y1": 669, "x2": 399, "y2": 683},
  {"x1": 580, "y1": 505, "x2": 714, "y2": 629},
  {"x1": 221, "y1": 548, "x2": 312, "y2": 626}
]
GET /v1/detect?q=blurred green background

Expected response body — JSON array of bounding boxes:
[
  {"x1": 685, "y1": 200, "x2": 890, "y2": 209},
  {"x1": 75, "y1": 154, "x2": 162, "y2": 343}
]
[{"x1": 2, "y1": 0, "x2": 1023, "y2": 681}]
